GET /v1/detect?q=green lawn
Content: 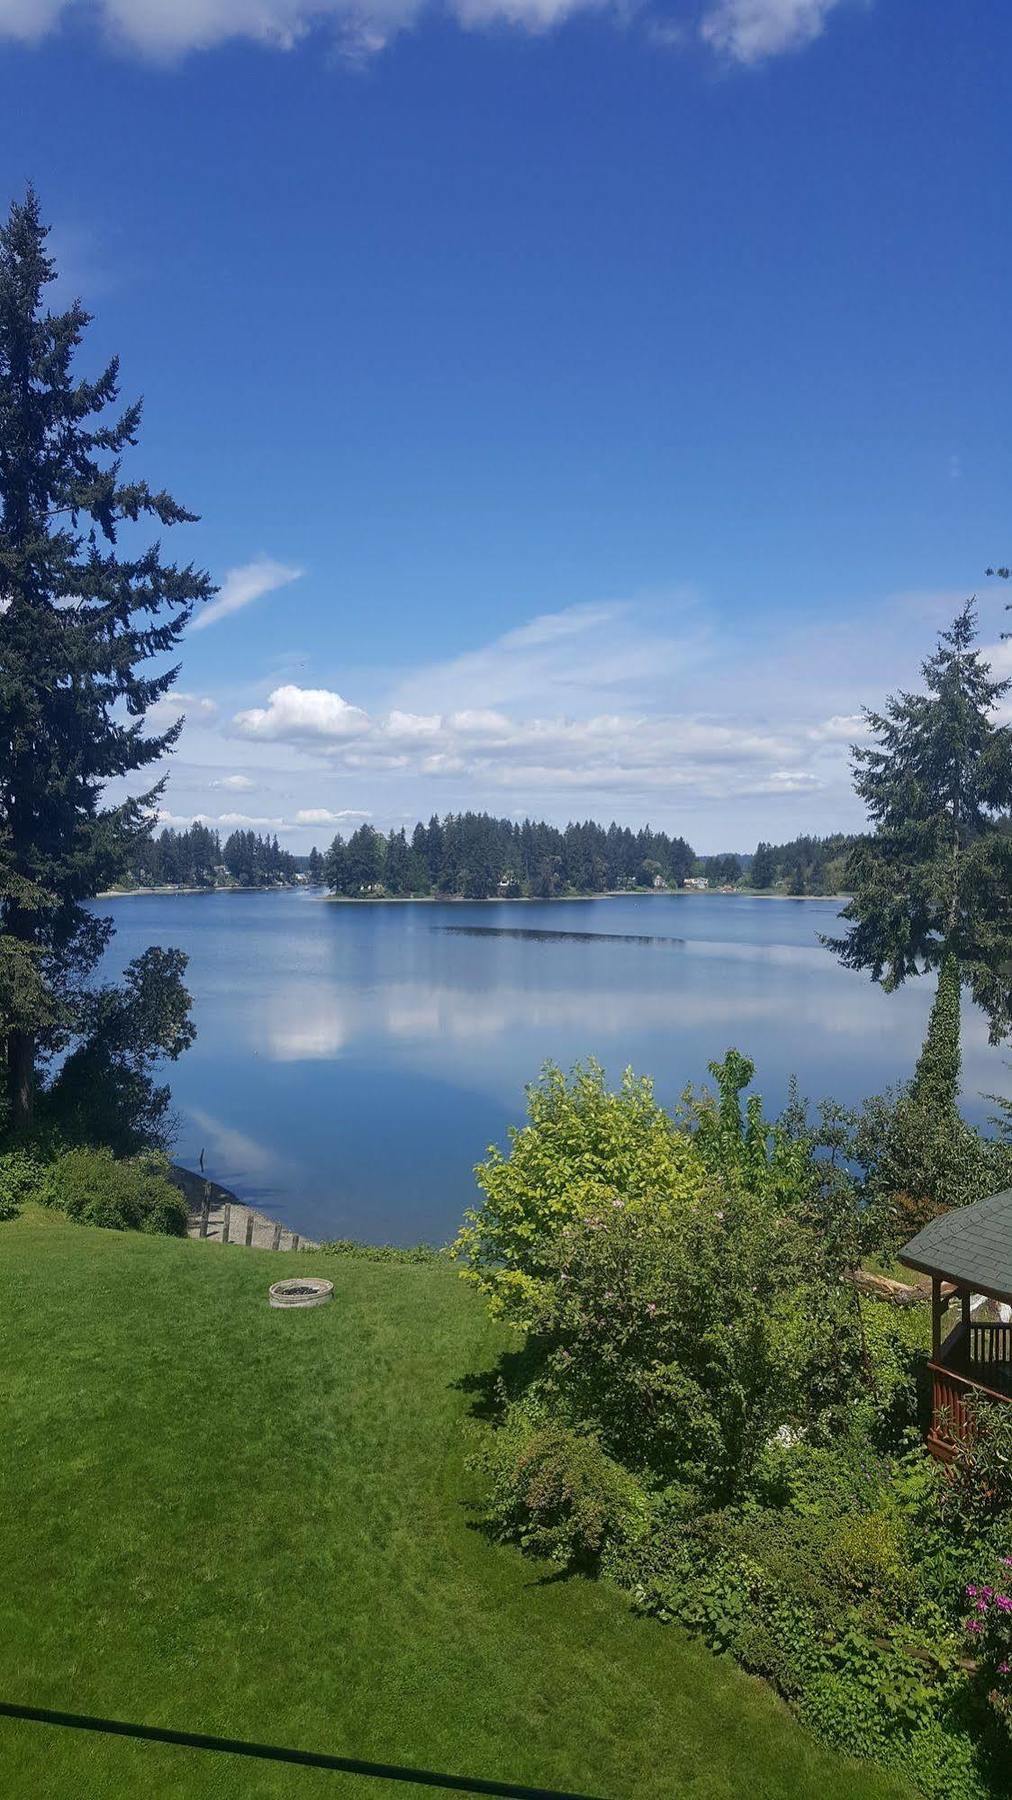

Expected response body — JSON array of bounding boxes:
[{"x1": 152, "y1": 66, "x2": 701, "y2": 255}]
[{"x1": 0, "y1": 1208, "x2": 912, "y2": 1800}]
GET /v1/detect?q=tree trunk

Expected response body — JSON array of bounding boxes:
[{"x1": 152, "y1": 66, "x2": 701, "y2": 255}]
[{"x1": 6, "y1": 1028, "x2": 35, "y2": 1129}]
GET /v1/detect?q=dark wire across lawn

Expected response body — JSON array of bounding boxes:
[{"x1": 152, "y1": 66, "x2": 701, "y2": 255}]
[{"x1": 0, "y1": 1702, "x2": 603, "y2": 1799}]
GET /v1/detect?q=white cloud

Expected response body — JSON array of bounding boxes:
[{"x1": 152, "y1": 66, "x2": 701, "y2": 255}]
[
  {"x1": 154, "y1": 806, "x2": 295, "y2": 831},
  {"x1": 149, "y1": 690, "x2": 217, "y2": 723},
  {"x1": 221, "y1": 597, "x2": 836, "y2": 814},
  {"x1": 0, "y1": 0, "x2": 864, "y2": 61},
  {"x1": 146, "y1": 586, "x2": 974, "y2": 850},
  {"x1": 698, "y1": 0, "x2": 849, "y2": 62},
  {"x1": 295, "y1": 807, "x2": 372, "y2": 824},
  {"x1": 807, "y1": 712, "x2": 869, "y2": 744},
  {"x1": 235, "y1": 684, "x2": 370, "y2": 742},
  {"x1": 212, "y1": 773, "x2": 257, "y2": 791},
  {"x1": 0, "y1": 0, "x2": 65, "y2": 42},
  {"x1": 192, "y1": 557, "x2": 304, "y2": 633}
]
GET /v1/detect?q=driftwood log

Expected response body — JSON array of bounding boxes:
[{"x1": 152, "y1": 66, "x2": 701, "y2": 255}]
[{"x1": 845, "y1": 1267, "x2": 928, "y2": 1308}]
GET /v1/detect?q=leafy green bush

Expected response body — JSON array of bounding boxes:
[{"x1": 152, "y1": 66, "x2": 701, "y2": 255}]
[
  {"x1": 612, "y1": 1500, "x2": 986, "y2": 1798},
  {"x1": 459, "y1": 1048, "x2": 1012, "y2": 1797},
  {"x1": 944, "y1": 1394, "x2": 1012, "y2": 1528},
  {"x1": 0, "y1": 1149, "x2": 43, "y2": 1220},
  {"x1": 38, "y1": 1146, "x2": 188, "y2": 1235},
  {"x1": 473, "y1": 1415, "x2": 647, "y2": 1570},
  {"x1": 453, "y1": 1059, "x2": 707, "y2": 1329}
]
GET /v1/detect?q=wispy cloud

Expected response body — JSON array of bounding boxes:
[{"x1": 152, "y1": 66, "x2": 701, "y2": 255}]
[
  {"x1": 0, "y1": 0, "x2": 868, "y2": 63},
  {"x1": 146, "y1": 585, "x2": 986, "y2": 849},
  {"x1": 698, "y1": 0, "x2": 851, "y2": 62},
  {"x1": 192, "y1": 558, "x2": 303, "y2": 633},
  {"x1": 222, "y1": 595, "x2": 893, "y2": 819},
  {"x1": 156, "y1": 807, "x2": 294, "y2": 831},
  {"x1": 295, "y1": 807, "x2": 372, "y2": 824},
  {"x1": 211, "y1": 773, "x2": 257, "y2": 792}
]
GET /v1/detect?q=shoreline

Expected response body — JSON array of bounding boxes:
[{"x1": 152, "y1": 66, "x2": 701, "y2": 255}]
[
  {"x1": 99, "y1": 885, "x2": 850, "y2": 904},
  {"x1": 170, "y1": 1163, "x2": 315, "y2": 1251}
]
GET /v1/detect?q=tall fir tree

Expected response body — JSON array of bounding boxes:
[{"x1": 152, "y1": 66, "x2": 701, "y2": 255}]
[
  {"x1": 827, "y1": 602, "x2": 1012, "y2": 1044},
  {"x1": 750, "y1": 842, "x2": 775, "y2": 889},
  {"x1": 0, "y1": 190, "x2": 213, "y2": 1128}
]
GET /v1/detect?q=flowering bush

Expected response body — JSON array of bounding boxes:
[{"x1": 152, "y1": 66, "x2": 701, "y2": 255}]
[{"x1": 965, "y1": 1558, "x2": 1012, "y2": 1742}]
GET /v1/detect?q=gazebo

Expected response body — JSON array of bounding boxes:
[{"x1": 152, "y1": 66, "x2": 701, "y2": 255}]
[{"x1": 898, "y1": 1190, "x2": 1012, "y2": 1463}]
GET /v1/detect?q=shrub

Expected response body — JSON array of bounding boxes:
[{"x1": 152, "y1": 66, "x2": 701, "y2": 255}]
[
  {"x1": 453, "y1": 1059, "x2": 707, "y2": 1328},
  {"x1": 964, "y1": 1555, "x2": 1012, "y2": 1747},
  {"x1": 613, "y1": 1502, "x2": 985, "y2": 1798},
  {"x1": 474, "y1": 1416, "x2": 647, "y2": 1570},
  {"x1": 528, "y1": 1192, "x2": 862, "y2": 1503},
  {"x1": 0, "y1": 1148, "x2": 43, "y2": 1220},
  {"x1": 38, "y1": 1146, "x2": 189, "y2": 1235},
  {"x1": 944, "y1": 1394, "x2": 1012, "y2": 1528}
]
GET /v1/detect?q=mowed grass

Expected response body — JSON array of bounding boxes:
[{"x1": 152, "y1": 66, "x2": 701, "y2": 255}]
[{"x1": 0, "y1": 1208, "x2": 912, "y2": 1800}]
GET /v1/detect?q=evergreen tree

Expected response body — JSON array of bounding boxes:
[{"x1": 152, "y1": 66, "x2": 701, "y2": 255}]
[
  {"x1": 751, "y1": 842, "x2": 775, "y2": 889},
  {"x1": 863, "y1": 952, "x2": 1003, "y2": 1238},
  {"x1": 323, "y1": 834, "x2": 348, "y2": 894},
  {"x1": 827, "y1": 602, "x2": 1012, "y2": 1043},
  {"x1": 0, "y1": 191, "x2": 212, "y2": 1129},
  {"x1": 345, "y1": 824, "x2": 383, "y2": 891},
  {"x1": 307, "y1": 846, "x2": 324, "y2": 885},
  {"x1": 384, "y1": 827, "x2": 411, "y2": 894}
]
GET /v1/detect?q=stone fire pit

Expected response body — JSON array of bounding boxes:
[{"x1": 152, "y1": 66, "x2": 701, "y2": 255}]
[{"x1": 268, "y1": 1277, "x2": 334, "y2": 1310}]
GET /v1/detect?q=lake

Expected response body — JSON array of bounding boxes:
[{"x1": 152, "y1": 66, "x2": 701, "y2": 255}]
[{"x1": 95, "y1": 890, "x2": 1011, "y2": 1245}]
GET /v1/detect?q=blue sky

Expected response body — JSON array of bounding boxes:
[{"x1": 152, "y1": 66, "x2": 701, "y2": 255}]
[{"x1": 3, "y1": 0, "x2": 1011, "y2": 850}]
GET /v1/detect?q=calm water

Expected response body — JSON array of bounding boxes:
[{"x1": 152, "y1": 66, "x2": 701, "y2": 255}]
[{"x1": 94, "y1": 891, "x2": 1010, "y2": 1245}]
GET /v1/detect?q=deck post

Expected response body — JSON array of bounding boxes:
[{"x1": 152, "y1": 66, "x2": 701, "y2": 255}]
[{"x1": 931, "y1": 1275, "x2": 943, "y2": 1360}]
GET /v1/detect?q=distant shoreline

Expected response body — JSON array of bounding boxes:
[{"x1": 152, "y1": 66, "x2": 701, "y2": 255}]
[{"x1": 98, "y1": 885, "x2": 849, "y2": 903}]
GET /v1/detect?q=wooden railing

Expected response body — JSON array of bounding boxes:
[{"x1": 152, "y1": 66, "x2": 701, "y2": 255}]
[
  {"x1": 928, "y1": 1364, "x2": 973, "y2": 1461},
  {"x1": 968, "y1": 1321, "x2": 1012, "y2": 1367},
  {"x1": 928, "y1": 1324, "x2": 1012, "y2": 1462}
]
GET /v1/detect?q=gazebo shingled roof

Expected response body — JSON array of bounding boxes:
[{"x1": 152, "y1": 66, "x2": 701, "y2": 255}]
[{"x1": 898, "y1": 1189, "x2": 1012, "y2": 1305}]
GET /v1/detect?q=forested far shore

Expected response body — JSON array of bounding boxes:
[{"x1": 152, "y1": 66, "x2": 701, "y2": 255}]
[{"x1": 118, "y1": 816, "x2": 860, "y2": 899}]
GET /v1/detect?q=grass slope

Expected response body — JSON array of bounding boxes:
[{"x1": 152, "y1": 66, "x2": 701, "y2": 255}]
[{"x1": 0, "y1": 1208, "x2": 910, "y2": 1800}]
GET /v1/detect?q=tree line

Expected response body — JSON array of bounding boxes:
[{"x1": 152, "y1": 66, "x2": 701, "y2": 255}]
[
  {"x1": 746, "y1": 832, "x2": 859, "y2": 895},
  {"x1": 324, "y1": 814, "x2": 697, "y2": 899},
  {"x1": 127, "y1": 825, "x2": 298, "y2": 889},
  {"x1": 323, "y1": 819, "x2": 864, "y2": 899}
]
